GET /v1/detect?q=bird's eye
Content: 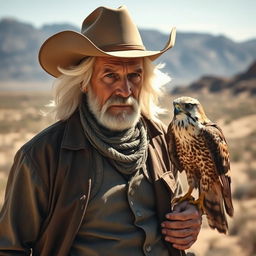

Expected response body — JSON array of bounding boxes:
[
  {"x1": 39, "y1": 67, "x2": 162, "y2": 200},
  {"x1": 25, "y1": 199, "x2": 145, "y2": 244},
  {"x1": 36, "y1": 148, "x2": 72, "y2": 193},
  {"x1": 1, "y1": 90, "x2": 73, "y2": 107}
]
[{"x1": 184, "y1": 103, "x2": 194, "y2": 110}]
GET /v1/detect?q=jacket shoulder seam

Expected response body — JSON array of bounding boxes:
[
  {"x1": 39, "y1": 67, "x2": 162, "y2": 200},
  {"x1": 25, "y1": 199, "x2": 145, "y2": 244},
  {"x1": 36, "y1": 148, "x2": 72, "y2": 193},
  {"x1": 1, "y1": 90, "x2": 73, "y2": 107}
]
[{"x1": 21, "y1": 121, "x2": 66, "y2": 154}]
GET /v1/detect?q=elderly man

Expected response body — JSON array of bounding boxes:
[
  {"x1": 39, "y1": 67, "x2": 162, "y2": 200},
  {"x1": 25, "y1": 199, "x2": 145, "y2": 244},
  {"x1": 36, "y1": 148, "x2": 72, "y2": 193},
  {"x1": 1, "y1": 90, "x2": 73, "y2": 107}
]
[{"x1": 0, "y1": 6, "x2": 201, "y2": 256}]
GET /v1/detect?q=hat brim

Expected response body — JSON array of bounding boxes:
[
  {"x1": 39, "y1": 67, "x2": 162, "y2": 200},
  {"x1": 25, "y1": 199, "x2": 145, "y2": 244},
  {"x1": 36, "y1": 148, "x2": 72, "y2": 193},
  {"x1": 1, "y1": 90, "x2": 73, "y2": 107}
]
[{"x1": 39, "y1": 28, "x2": 176, "y2": 77}]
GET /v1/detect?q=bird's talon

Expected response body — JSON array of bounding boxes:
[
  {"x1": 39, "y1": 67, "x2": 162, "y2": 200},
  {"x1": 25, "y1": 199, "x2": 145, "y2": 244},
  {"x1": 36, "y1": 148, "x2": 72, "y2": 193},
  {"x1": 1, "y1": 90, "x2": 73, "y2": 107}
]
[
  {"x1": 172, "y1": 195, "x2": 194, "y2": 205},
  {"x1": 189, "y1": 198, "x2": 205, "y2": 215}
]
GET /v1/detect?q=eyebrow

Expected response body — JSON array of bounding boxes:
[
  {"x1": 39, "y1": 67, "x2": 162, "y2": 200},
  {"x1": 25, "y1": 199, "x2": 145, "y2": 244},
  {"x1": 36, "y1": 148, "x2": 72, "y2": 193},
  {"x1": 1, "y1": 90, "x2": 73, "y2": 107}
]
[
  {"x1": 134, "y1": 68, "x2": 143, "y2": 73},
  {"x1": 103, "y1": 68, "x2": 115, "y2": 73}
]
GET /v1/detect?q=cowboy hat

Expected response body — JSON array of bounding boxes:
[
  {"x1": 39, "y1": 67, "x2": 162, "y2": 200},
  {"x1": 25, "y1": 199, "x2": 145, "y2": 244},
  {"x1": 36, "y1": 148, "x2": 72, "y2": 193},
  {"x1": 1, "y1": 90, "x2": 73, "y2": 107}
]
[{"x1": 39, "y1": 5, "x2": 176, "y2": 77}]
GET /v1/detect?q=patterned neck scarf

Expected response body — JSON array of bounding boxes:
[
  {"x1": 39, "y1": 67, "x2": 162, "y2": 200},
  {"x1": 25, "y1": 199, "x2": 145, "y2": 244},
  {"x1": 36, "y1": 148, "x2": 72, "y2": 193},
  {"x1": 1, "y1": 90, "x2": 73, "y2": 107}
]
[{"x1": 79, "y1": 95, "x2": 148, "y2": 175}]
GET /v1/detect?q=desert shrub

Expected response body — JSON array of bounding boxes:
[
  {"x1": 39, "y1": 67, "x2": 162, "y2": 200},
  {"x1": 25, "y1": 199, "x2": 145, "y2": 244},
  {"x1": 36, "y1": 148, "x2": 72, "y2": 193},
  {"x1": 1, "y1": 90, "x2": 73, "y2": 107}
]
[
  {"x1": 234, "y1": 222, "x2": 256, "y2": 255},
  {"x1": 229, "y1": 202, "x2": 256, "y2": 256},
  {"x1": 205, "y1": 247, "x2": 232, "y2": 256},
  {"x1": 247, "y1": 166, "x2": 256, "y2": 180},
  {"x1": 233, "y1": 182, "x2": 256, "y2": 200},
  {"x1": 230, "y1": 150, "x2": 242, "y2": 162}
]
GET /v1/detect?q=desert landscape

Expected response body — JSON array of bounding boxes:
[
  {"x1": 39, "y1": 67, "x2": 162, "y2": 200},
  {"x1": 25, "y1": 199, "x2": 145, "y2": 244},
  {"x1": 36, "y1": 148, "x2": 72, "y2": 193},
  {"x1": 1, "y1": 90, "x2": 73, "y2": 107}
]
[
  {"x1": 0, "y1": 77, "x2": 255, "y2": 255},
  {"x1": 1, "y1": 3, "x2": 256, "y2": 255}
]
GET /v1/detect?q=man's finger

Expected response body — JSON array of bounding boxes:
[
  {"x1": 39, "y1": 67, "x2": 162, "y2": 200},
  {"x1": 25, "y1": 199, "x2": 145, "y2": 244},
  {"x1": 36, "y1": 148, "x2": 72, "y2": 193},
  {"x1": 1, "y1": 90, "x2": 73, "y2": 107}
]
[{"x1": 162, "y1": 218, "x2": 201, "y2": 229}]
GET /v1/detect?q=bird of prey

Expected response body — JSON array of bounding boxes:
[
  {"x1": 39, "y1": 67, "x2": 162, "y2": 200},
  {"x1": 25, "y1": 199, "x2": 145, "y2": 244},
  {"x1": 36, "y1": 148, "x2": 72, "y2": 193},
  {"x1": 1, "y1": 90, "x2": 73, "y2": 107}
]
[{"x1": 167, "y1": 96, "x2": 234, "y2": 234}]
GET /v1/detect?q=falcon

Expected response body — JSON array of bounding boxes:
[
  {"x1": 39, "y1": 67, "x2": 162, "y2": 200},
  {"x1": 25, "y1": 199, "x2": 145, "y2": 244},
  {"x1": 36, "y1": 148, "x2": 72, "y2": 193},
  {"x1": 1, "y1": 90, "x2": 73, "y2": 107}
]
[{"x1": 167, "y1": 96, "x2": 234, "y2": 234}]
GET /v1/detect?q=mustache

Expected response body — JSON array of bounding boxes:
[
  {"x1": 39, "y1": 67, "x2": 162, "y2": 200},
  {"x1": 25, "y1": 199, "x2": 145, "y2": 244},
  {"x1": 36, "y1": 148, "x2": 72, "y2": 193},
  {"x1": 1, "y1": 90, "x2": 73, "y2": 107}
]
[{"x1": 105, "y1": 95, "x2": 138, "y2": 107}]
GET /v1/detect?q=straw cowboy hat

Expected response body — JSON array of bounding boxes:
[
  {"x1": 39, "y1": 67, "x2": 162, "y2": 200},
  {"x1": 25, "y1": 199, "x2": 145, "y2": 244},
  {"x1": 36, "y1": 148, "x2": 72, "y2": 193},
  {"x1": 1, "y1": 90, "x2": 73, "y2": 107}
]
[{"x1": 39, "y1": 5, "x2": 176, "y2": 77}]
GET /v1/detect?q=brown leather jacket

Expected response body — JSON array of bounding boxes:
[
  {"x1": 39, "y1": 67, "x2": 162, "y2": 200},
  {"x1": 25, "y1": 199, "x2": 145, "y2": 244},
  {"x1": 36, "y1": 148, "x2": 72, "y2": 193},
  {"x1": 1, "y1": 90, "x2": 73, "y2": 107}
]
[{"x1": 0, "y1": 111, "x2": 185, "y2": 256}]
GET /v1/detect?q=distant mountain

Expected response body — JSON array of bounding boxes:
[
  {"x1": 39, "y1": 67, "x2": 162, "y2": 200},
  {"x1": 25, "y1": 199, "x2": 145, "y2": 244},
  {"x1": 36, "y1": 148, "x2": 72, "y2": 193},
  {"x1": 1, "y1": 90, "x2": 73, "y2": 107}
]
[
  {"x1": 172, "y1": 60, "x2": 256, "y2": 96},
  {"x1": 0, "y1": 18, "x2": 256, "y2": 86},
  {"x1": 140, "y1": 30, "x2": 256, "y2": 85}
]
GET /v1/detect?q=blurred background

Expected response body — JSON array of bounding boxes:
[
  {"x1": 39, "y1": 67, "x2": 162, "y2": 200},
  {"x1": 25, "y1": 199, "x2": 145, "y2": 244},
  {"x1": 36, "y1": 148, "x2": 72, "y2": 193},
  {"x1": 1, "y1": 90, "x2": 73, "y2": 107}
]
[{"x1": 0, "y1": 0, "x2": 255, "y2": 255}]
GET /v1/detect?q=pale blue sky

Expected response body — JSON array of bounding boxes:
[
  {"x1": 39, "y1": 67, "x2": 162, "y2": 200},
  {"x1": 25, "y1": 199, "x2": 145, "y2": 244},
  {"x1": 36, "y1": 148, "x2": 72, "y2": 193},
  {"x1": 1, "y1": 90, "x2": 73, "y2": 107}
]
[{"x1": 0, "y1": 0, "x2": 255, "y2": 42}]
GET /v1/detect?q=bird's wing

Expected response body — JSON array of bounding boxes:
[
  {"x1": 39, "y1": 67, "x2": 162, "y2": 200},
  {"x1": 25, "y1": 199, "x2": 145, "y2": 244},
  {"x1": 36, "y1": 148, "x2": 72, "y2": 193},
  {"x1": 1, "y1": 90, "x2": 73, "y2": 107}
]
[
  {"x1": 166, "y1": 121, "x2": 183, "y2": 173},
  {"x1": 202, "y1": 122, "x2": 230, "y2": 175},
  {"x1": 202, "y1": 122, "x2": 233, "y2": 217}
]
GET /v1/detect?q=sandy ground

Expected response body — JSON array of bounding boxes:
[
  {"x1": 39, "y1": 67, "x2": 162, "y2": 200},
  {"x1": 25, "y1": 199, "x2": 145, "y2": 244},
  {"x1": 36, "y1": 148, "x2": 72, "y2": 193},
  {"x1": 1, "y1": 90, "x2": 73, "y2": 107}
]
[
  {"x1": 0, "y1": 92, "x2": 255, "y2": 256},
  {"x1": 220, "y1": 114, "x2": 256, "y2": 139}
]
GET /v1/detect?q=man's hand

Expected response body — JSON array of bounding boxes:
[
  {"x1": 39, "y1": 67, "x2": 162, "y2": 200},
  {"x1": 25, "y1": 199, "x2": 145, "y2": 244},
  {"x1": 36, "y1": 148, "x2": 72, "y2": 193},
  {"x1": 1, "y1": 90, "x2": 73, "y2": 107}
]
[{"x1": 161, "y1": 200, "x2": 202, "y2": 250}]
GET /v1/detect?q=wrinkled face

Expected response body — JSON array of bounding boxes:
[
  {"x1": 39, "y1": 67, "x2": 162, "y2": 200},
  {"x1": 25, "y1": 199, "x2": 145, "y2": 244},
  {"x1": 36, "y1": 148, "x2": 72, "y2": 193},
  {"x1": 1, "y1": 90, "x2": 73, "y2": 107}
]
[{"x1": 87, "y1": 56, "x2": 144, "y2": 131}]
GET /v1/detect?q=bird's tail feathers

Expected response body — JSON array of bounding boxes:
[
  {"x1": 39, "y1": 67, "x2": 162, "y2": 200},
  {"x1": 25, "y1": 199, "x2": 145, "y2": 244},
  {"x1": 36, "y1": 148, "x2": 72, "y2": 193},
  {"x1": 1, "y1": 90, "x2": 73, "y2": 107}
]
[
  {"x1": 204, "y1": 183, "x2": 229, "y2": 234},
  {"x1": 220, "y1": 174, "x2": 234, "y2": 217}
]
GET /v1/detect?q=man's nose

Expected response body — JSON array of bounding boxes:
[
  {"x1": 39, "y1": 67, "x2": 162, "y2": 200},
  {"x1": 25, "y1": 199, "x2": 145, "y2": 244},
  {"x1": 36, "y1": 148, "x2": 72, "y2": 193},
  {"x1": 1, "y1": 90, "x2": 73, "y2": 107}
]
[{"x1": 115, "y1": 77, "x2": 132, "y2": 98}]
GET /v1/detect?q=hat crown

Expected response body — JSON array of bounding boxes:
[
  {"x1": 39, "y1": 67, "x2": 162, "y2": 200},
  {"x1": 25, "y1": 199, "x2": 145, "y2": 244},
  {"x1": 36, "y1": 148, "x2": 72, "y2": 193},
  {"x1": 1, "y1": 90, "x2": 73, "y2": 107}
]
[
  {"x1": 38, "y1": 5, "x2": 176, "y2": 77},
  {"x1": 81, "y1": 6, "x2": 145, "y2": 51}
]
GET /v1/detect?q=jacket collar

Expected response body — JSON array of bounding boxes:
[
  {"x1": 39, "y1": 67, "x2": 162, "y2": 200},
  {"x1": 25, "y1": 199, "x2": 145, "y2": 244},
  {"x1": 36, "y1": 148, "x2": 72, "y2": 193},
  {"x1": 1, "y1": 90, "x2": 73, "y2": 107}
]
[
  {"x1": 61, "y1": 110, "x2": 164, "y2": 150},
  {"x1": 61, "y1": 111, "x2": 90, "y2": 150},
  {"x1": 142, "y1": 115, "x2": 165, "y2": 140}
]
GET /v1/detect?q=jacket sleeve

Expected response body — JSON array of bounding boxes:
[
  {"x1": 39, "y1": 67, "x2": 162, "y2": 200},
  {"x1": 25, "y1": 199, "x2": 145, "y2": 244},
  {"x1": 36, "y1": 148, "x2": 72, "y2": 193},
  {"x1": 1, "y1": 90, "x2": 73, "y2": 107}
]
[{"x1": 0, "y1": 148, "x2": 49, "y2": 255}]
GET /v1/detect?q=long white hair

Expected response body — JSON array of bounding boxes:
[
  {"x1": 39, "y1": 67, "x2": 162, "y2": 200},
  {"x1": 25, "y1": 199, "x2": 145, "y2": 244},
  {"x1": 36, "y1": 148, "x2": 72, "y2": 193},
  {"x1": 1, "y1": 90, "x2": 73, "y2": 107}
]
[{"x1": 49, "y1": 56, "x2": 171, "y2": 122}]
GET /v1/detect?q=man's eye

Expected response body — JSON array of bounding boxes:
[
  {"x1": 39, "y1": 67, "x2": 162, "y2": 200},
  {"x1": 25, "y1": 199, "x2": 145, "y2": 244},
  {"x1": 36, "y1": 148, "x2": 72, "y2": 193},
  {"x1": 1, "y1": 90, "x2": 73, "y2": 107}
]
[
  {"x1": 103, "y1": 73, "x2": 118, "y2": 83},
  {"x1": 106, "y1": 73, "x2": 116, "y2": 79},
  {"x1": 128, "y1": 73, "x2": 141, "y2": 83}
]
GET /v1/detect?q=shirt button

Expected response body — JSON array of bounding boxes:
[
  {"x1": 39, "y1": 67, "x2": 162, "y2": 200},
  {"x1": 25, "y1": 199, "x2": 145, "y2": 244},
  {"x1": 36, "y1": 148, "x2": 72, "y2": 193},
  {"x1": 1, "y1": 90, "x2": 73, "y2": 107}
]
[
  {"x1": 130, "y1": 200, "x2": 134, "y2": 206},
  {"x1": 145, "y1": 245, "x2": 152, "y2": 252},
  {"x1": 130, "y1": 190, "x2": 135, "y2": 196},
  {"x1": 136, "y1": 210, "x2": 142, "y2": 217}
]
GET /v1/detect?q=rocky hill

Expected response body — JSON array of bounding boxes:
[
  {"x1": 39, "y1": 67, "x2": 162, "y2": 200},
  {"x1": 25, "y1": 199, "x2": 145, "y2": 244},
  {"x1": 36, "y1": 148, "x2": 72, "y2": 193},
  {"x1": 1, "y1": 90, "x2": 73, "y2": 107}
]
[
  {"x1": 172, "y1": 60, "x2": 256, "y2": 96},
  {"x1": 1, "y1": 18, "x2": 256, "y2": 87}
]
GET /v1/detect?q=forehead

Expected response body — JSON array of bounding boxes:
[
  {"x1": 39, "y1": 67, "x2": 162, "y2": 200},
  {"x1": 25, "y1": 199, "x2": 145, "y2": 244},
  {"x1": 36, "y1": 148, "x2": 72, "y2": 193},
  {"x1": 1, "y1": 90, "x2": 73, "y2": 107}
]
[{"x1": 94, "y1": 57, "x2": 144, "y2": 69}]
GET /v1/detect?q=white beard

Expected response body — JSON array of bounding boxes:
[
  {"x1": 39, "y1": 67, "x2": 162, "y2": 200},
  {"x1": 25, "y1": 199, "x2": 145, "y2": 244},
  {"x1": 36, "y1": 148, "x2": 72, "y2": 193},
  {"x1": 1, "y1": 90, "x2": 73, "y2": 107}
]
[{"x1": 86, "y1": 89, "x2": 141, "y2": 131}]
